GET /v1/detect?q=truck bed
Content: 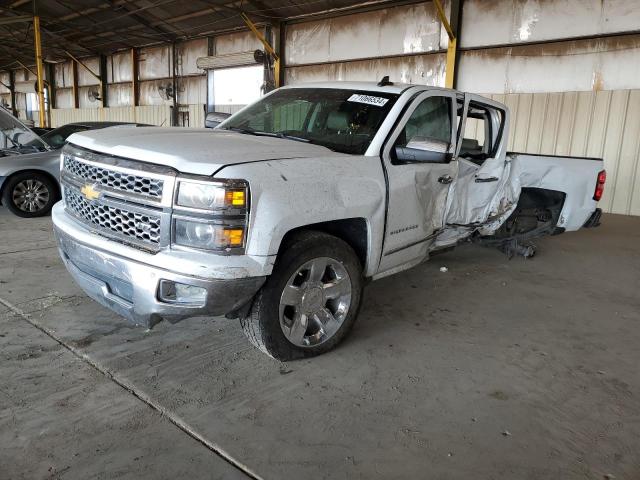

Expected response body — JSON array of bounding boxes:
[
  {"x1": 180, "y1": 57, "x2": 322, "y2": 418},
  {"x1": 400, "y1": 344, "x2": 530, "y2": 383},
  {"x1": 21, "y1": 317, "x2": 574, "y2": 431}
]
[{"x1": 508, "y1": 152, "x2": 604, "y2": 231}]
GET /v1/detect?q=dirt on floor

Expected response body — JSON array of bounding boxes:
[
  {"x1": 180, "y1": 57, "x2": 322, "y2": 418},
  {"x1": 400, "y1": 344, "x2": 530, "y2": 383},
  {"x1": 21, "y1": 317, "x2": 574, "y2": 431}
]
[{"x1": 0, "y1": 209, "x2": 639, "y2": 480}]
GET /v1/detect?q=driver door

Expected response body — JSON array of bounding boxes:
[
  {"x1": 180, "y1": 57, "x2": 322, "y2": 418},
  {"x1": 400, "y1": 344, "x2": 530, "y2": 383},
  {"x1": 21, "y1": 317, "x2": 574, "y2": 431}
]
[{"x1": 377, "y1": 91, "x2": 458, "y2": 275}]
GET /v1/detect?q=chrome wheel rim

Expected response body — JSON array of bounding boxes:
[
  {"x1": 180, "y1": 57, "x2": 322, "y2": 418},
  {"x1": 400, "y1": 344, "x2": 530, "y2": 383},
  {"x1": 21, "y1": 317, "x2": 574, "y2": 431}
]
[
  {"x1": 279, "y1": 256, "x2": 352, "y2": 348},
  {"x1": 12, "y1": 179, "x2": 50, "y2": 212}
]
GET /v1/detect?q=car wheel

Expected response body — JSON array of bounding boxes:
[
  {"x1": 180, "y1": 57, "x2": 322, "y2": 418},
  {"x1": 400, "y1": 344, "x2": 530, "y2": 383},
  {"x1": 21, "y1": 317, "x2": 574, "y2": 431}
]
[
  {"x1": 2, "y1": 172, "x2": 57, "y2": 218},
  {"x1": 240, "y1": 231, "x2": 363, "y2": 361}
]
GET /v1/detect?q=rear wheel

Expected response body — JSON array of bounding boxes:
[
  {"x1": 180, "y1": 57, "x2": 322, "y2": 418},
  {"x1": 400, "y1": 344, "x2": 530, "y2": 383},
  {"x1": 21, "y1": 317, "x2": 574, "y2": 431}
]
[
  {"x1": 2, "y1": 172, "x2": 57, "y2": 218},
  {"x1": 240, "y1": 231, "x2": 363, "y2": 360}
]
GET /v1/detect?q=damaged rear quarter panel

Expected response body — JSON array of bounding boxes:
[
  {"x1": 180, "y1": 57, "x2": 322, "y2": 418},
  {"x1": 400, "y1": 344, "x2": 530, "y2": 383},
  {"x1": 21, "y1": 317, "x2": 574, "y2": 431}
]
[{"x1": 510, "y1": 153, "x2": 603, "y2": 230}]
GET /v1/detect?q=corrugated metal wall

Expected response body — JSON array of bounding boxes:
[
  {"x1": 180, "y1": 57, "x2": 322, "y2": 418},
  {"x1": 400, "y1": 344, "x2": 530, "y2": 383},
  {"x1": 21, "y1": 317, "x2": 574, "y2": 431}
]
[
  {"x1": 487, "y1": 90, "x2": 640, "y2": 216},
  {"x1": 0, "y1": 68, "x2": 38, "y2": 120},
  {"x1": 459, "y1": 0, "x2": 640, "y2": 48},
  {"x1": 457, "y1": 35, "x2": 640, "y2": 94},
  {"x1": 285, "y1": 2, "x2": 448, "y2": 85},
  {"x1": 187, "y1": 104, "x2": 205, "y2": 128},
  {"x1": 36, "y1": 31, "x2": 257, "y2": 126},
  {"x1": 51, "y1": 105, "x2": 172, "y2": 128}
]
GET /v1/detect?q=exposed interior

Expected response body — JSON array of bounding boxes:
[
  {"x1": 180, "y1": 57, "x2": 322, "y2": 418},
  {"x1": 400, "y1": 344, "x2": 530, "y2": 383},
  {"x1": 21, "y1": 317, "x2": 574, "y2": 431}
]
[{"x1": 481, "y1": 187, "x2": 566, "y2": 244}]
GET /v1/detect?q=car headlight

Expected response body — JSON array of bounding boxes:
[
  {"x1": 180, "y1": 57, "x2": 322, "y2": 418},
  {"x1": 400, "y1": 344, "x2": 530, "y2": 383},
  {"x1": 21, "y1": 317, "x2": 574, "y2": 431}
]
[
  {"x1": 172, "y1": 178, "x2": 248, "y2": 252},
  {"x1": 174, "y1": 219, "x2": 245, "y2": 250},
  {"x1": 176, "y1": 180, "x2": 246, "y2": 210}
]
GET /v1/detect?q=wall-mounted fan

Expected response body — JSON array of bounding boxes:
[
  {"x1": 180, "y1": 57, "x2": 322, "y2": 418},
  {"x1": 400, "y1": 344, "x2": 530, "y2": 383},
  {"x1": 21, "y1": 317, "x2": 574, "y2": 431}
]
[
  {"x1": 157, "y1": 83, "x2": 175, "y2": 100},
  {"x1": 32, "y1": 80, "x2": 50, "y2": 92},
  {"x1": 87, "y1": 89, "x2": 101, "y2": 103}
]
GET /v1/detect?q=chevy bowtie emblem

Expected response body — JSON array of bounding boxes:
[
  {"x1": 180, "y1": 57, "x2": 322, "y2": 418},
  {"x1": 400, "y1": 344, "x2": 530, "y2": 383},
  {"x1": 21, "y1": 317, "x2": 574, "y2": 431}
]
[{"x1": 80, "y1": 184, "x2": 100, "y2": 201}]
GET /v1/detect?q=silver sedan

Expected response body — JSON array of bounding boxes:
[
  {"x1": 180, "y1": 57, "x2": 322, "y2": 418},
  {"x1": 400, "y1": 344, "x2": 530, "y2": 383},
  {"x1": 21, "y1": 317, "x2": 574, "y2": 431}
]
[{"x1": 1, "y1": 112, "x2": 147, "y2": 218}]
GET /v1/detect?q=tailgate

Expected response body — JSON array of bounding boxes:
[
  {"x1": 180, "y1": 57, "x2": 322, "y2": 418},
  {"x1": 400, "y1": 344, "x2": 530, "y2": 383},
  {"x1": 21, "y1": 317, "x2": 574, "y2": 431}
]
[{"x1": 508, "y1": 152, "x2": 604, "y2": 231}]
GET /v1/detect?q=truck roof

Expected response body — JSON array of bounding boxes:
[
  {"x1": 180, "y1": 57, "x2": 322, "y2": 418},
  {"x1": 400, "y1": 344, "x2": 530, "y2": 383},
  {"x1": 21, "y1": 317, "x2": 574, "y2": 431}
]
[{"x1": 281, "y1": 81, "x2": 452, "y2": 95}]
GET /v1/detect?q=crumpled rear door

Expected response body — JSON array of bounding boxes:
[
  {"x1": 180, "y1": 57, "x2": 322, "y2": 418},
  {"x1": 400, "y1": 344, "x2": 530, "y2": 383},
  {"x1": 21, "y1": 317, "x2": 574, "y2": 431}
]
[{"x1": 437, "y1": 94, "x2": 520, "y2": 246}]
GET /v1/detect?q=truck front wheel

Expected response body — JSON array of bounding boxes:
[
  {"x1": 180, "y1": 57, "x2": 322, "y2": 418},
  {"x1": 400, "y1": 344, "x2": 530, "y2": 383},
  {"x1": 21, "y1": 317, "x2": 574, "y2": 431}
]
[{"x1": 240, "y1": 231, "x2": 363, "y2": 360}]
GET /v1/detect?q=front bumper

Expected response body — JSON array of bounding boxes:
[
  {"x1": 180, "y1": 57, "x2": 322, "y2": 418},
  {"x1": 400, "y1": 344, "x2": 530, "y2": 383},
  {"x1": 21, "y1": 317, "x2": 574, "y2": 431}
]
[{"x1": 53, "y1": 210, "x2": 266, "y2": 329}]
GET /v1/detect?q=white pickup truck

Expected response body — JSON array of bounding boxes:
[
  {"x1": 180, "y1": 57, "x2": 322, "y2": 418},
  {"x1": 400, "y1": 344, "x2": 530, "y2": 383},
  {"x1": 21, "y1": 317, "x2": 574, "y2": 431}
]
[{"x1": 52, "y1": 80, "x2": 605, "y2": 360}]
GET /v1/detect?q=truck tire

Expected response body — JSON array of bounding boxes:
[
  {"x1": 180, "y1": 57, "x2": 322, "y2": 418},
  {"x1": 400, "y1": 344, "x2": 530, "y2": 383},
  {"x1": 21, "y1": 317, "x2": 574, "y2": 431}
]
[
  {"x1": 240, "y1": 231, "x2": 363, "y2": 360},
  {"x1": 2, "y1": 172, "x2": 57, "y2": 218}
]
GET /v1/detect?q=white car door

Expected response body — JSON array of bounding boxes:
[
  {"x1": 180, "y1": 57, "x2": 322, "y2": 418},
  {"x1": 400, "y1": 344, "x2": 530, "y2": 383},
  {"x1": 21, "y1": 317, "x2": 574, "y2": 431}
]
[
  {"x1": 377, "y1": 90, "x2": 458, "y2": 275},
  {"x1": 438, "y1": 94, "x2": 519, "y2": 245}
]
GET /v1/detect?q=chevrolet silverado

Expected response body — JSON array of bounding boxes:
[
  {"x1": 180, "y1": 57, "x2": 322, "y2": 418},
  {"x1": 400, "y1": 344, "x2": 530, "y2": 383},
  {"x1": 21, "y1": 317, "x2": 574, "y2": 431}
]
[{"x1": 52, "y1": 80, "x2": 605, "y2": 360}]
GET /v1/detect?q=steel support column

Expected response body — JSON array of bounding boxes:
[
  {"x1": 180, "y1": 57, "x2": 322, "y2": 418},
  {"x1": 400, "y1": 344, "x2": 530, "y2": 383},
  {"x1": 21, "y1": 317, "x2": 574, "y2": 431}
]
[
  {"x1": 46, "y1": 61, "x2": 55, "y2": 124},
  {"x1": 277, "y1": 22, "x2": 286, "y2": 88},
  {"x1": 99, "y1": 55, "x2": 108, "y2": 108},
  {"x1": 449, "y1": 0, "x2": 463, "y2": 88},
  {"x1": 33, "y1": 15, "x2": 47, "y2": 127},
  {"x1": 434, "y1": 0, "x2": 462, "y2": 89},
  {"x1": 71, "y1": 60, "x2": 79, "y2": 108},
  {"x1": 8, "y1": 70, "x2": 17, "y2": 117},
  {"x1": 241, "y1": 13, "x2": 280, "y2": 89},
  {"x1": 131, "y1": 48, "x2": 139, "y2": 107},
  {"x1": 171, "y1": 42, "x2": 178, "y2": 126}
]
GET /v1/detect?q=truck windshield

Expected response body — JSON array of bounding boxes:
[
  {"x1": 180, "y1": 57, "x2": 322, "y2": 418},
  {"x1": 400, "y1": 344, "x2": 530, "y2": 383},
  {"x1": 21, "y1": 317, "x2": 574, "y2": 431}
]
[{"x1": 219, "y1": 88, "x2": 399, "y2": 155}]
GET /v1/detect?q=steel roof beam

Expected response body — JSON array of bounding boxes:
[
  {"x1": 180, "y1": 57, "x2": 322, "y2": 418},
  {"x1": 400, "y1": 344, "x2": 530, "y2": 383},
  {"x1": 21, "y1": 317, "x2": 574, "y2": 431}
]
[{"x1": 104, "y1": 0, "x2": 180, "y2": 42}]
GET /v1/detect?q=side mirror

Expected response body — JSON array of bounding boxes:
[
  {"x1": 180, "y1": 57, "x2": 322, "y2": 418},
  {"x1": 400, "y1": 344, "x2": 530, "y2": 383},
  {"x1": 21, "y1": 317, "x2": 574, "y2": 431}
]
[
  {"x1": 205, "y1": 112, "x2": 231, "y2": 129},
  {"x1": 393, "y1": 136, "x2": 452, "y2": 163}
]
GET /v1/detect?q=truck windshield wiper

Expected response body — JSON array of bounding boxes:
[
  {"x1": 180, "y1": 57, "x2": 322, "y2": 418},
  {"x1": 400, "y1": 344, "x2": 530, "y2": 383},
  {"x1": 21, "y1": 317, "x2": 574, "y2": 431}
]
[
  {"x1": 225, "y1": 126, "x2": 257, "y2": 135},
  {"x1": 271, "y1": 132, "x2": 310, "y2": 143},
  {"x1": 225, "y1": 127, "x2": 310, "y2": 144}
]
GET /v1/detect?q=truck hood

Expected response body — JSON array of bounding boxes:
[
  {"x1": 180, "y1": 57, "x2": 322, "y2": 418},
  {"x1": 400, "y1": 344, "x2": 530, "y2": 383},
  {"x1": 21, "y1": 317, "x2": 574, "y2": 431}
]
[{"x1": 68, "y1": 127, "x2": 344, "y2": 176}]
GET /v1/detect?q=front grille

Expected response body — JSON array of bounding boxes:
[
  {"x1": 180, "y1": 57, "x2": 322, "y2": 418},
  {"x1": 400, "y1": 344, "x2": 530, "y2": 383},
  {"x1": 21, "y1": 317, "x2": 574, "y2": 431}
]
[
  {"x1": 64, "y1": 156, "x2": 164, "y2": 199},
  {"x1": 65, "y1": 188, "x2": 161, "y2": 246}
]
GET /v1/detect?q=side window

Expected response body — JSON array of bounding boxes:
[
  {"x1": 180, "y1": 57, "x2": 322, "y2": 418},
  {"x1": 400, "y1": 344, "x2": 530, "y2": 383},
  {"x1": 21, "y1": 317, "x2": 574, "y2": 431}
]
[
  {"x1": 397, "y1": 96, "x2": 451, "y2": 148},
  {"x1": 461, "y1": 116, "x2": 486, "y2": 152},
  {"x1": 392, "y1": 95, "x2": 452, "y2": 164},
  {"x1": 457, "y1": 101, "x2": 504, "y2": 165}
]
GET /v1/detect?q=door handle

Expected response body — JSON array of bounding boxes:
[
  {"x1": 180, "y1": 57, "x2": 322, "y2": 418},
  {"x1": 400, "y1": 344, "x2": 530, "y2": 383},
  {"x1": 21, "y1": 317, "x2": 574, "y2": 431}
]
[
  {"x1": 475, "y1": 176, "x2": 499, "y2": 183},
  {"x1": 438, "y1": 175, "x2": 453, "y2": 184}
]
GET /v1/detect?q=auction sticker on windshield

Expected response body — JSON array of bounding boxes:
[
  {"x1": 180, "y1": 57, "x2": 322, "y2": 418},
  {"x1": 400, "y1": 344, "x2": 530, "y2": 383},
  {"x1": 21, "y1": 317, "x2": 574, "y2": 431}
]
[{"x1": 347, "y1": 94, "x2": 389, "y2": 107}]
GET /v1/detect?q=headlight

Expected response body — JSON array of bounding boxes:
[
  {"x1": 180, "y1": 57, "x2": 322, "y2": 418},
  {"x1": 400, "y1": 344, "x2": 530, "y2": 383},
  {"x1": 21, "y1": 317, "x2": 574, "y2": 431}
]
[
  {"x1": 174, "y1": 218, "x2": 245, "y2": 250},
  {"x1": 173, "y1": 178, "x2": 248, "y2": 252},
  {"x1": 176, "y1": 180, "x2": 246, "y2": 210}
]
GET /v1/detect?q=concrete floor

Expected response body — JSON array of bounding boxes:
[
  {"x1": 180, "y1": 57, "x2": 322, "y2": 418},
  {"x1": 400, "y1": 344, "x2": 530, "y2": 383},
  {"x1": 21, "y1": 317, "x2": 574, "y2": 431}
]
[{"x1": 1, "y1": 208, "x2": 639, "y2": 480}]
